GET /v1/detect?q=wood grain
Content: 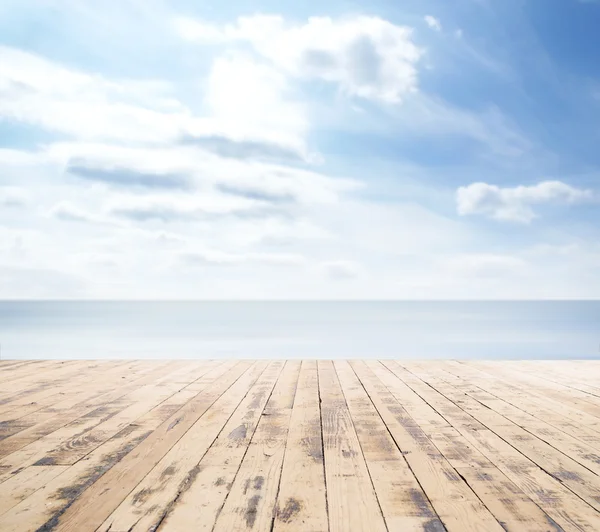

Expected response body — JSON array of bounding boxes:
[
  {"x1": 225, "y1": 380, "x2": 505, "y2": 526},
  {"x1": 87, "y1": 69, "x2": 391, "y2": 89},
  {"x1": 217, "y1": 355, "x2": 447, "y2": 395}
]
[{"x1": 1, "y1": 359, "x2": 600, "y2": 531}]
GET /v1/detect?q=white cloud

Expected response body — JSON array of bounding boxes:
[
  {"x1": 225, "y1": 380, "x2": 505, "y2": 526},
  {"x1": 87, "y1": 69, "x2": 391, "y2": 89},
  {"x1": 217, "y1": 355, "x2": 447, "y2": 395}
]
[
  {"x1": 202, "y1": 54, "x2": 311, "y2": 158},
  {"x1": 0, "y1": 186, "x2": 29, "y2": 207},
  {"x1": 0, "y1": 46, "x2": 313, "y2": 163},
  {"x1": 424, "y1": 16, "x2": 442, "y2": 32},
  {"x1": 0, "y1": 46, "x2": 189, "y2": 144},
  {"x1": 2, "y1": 9, "x2": 600, "y2": 300},
  {"x1": 176, "y1": 14, "x2": 423, "y2": 103},
  {"x1": 456, "y1": 180, "x2": 594, "y2": 222},
  {"x1": 44, "y1": 142, "x2": 359, "y2": 205}
]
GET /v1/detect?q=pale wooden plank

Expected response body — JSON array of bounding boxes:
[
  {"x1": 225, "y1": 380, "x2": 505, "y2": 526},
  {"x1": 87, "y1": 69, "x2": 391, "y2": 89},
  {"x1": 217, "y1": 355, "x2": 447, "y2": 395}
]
[
  {"x1": 0, "y1": 361, "x2": 154, "y2": 441},
  {"x1": 445, "y1": 361, "x2": 600, "y2": 445},
  {"x1": 453, "y1": 466, "x2": 565, "y2": 532},
  {"x1": 0, "y1": 361, "x2": 95, "y2": 397},
  {"x1": 47, "y1": 360, "x2": 248, "y2": 532},
  {"x1": 272, "y1": 360, "x2": 328, "y2": 532},
  {"x1": 335, "y1": 360, "x2": 444, "y2": 531},
  {"x1": 0, "y1": 361, "x2": 177, "y2": 455},
  {"x1": 469, "y1": 362, "x2": 600, "y2": 418},
  {"x1": 97, "y1": 361, "x2": 271, "y2": 532},
  {"x1": 0, "y1": 361, "x2": 74, "y2": 384},
  {"x1": 211, "y1": 361, "x2": 301, "y2": 532},
  {"x1": 159, "y1": 361, "x2": 286, "y2": 531},
  {"x1": 403, "y1": 363, "x2": 600, "y2": 514},
  {"x1": 0, "y1": 361, "x2": 243, "y2": 532},
  {"x1": 318, "y1": 360, "x2": 387, "y2": 532},
  {"x1": 385, "y1": 361, "x2": 600, "y2": 531},
  {"x1": 0, "y1": 465, "x2": 69, "y2": 516},
  {"x1": 356, "y1": 361, "x2": 504, "y2": 532},
  {"x1": 0, "y1": 362, "x2": 199, "y2": 475},
  {"x1": 437, "y1": 361, "x2": 600, "y2": 444}
]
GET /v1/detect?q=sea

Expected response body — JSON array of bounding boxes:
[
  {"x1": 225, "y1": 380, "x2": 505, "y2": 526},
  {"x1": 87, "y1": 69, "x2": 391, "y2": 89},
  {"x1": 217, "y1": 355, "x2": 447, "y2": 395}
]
[{"x1": 0, "y1": 301, "x2": 598, "y2": 360}]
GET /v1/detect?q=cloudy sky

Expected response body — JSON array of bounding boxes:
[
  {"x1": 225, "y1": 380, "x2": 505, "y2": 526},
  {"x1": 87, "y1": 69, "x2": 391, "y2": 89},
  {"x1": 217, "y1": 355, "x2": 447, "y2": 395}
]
[{"x1": 1, "y1": 0, "x2": 599, "y2": 299}]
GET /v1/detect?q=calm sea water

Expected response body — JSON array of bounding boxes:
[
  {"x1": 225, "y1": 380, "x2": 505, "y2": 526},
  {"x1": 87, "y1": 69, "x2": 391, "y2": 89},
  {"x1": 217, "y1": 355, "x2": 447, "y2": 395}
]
[{"x1": 0, "y1": 301, "x2": 598, "y2": 360}]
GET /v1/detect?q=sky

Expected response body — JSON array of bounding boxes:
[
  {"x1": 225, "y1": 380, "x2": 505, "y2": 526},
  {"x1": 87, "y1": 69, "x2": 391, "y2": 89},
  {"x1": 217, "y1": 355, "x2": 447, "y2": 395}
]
[{"x1": 1, "y1": 0, "x2": 600, "y2": 299}]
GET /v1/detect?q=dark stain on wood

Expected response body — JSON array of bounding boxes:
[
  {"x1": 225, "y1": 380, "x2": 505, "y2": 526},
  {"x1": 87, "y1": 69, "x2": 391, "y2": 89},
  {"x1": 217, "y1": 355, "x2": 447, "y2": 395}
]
[
  {"x1": 277, "y1": 497, "x2": 302, "y2": 523},
  {"x1": 160, "y1": 465, "x2": 177, "y2": 481},
  {"x1": 114, "y1": 424, "x2": 140, "y2": 439},
  {"x1": 408, "y1": 488, "x2": 435, "y2": 518},
  {"x1": 228, "y1": 424, "x2": 247, "y2": 440},
  {"x1": 545, "y1": 513, "x2": 565, "y2": 532},
  {"x1": 214, "y1": 477, "x2": 225, "y2": 487},
  {"x1": 555, "y1": 470, "x2": 581, "y2": 482},
  {"x1": 179, "y1": 464, "x2": 203, "y2": 493},
  {"x1": 253, "y1": 475, "x2": 264, "y2": 490},
  {"x1": 167, "y1": 417, "x2": 183, "y2": 431},
  {"x1": 582, "y1": 453, "x2": 600, "y2": 465},
  {"x1": 132, "y1": 486, "x2": 155, "y2": 505},
  {"x1": 244, "y1": 494, "x2": 261, "y2": 528},
  {"x1": 423, "y1": 517, "x2": 447, "y2": 532},
  {"x1": 300, "y1": 435, "x2": 323, "y2": 462},
  {"x1": 475, "y1": 471, "x2": 494, "y2": 482},
  {"x1": 81, "y1": 406, "x2": 111, "y2": 419},
  {"x1": 443, "y1": 469, "x2": 461, "y2": 482},
  {"x1": 35, "y1": 430, "x2": 153, "y2": 532},
  {"x1": 0, "y1": 420, "x2": 32, "y2": 441},
  {"x1": 33, "y1": 456, "x2": 57, "y2": 466}
]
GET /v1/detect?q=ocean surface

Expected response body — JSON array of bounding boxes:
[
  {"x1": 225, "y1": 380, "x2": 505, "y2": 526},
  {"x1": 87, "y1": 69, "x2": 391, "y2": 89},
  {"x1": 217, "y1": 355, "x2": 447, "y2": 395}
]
[{"x1": 0, "y1": 301, "x2": 598, "y2": 360}]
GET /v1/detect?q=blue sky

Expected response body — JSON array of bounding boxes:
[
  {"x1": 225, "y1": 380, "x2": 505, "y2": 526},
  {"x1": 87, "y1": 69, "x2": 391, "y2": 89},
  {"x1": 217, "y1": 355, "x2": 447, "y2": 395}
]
[{"x1": 0, "y1": 0, "x2": 599, "y2": 298}]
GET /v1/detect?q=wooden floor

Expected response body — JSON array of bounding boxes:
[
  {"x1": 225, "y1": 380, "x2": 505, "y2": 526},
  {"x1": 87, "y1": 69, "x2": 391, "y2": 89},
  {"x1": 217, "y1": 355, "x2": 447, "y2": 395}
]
[{"x1": 1, "y1": 361, "x2": 600, "y2": 531}]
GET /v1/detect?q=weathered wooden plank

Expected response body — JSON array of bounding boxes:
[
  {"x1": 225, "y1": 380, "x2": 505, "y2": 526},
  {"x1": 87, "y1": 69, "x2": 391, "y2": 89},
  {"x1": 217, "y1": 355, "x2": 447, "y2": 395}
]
[
  {"x1": 0, "y1": 362, "x2": 200, "y2": 475},
  {"x1": 318, "y1": 360, "x2": 387, "y2": 532},
  {"x1": 335, "y1": 360, "x2": 444, "y2": 531},
  {"x1": 0, "y1": 465, "x2": 68, "y2": 516},
  {"x1": 356, "y1": 361, "x2": 503, "y2": 532},
  {"x1": 0, "y1": 361, "x2": 169, "y2": 445},
  {"x1": 386, "y1": 361, "x2": 600, "y2": 531},
  {"x1": 1, "y1": 360, "x2": 600, "y2": 532},
  {"x1": 272, "y1": 360, "x2": 328, "y2": 532},
  {"x1": 97, "y1": 361, "x2": 271, "y2": 531},
  {"x1": 212, "y1": 361, "x2": 301, "y2": 532},
  {"x1": 159, "y1": 361, "x2": 286, "y2": 531},
  {"x1": 0, "y1": 361, "x2": 244, "y2": 532},
  {"x1": 404, "y1": 364, "x2": 600, "y2": 514}
]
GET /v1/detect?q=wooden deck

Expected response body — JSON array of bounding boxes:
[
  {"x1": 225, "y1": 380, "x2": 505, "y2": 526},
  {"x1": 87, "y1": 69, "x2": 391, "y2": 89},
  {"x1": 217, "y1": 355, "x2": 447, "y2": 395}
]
[{"x1": 1, "y1": 361, "x2": 600, "y2": 531}]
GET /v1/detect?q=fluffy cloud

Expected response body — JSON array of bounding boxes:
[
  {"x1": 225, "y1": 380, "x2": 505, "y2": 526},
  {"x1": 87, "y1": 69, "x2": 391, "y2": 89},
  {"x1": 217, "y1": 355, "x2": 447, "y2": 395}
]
[
  {"x1": 456, "y1": 181, "x2": 594, "y2": 222},
  {"x1": 424, "y1": 16, "x2": 442, "y2": 32},
  {"x1": 0, "y1": 46, "x2": 188, "y2": 143},
  {"x1": 0, "y1": 46, "x2": 312, "y2": 163},
  {"x1": 176, "y1": 15, "x2": 423, "y2": 103}
]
